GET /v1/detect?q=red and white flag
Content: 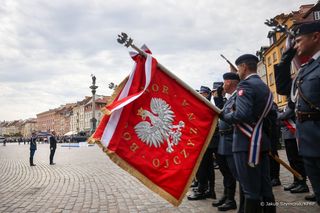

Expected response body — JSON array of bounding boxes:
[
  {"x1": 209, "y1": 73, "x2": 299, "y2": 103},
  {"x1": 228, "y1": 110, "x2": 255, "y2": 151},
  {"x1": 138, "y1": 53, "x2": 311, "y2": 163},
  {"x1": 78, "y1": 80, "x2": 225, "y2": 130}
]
[{"x1": 89, "y1": 46, "x2": 220, "y2": 206}]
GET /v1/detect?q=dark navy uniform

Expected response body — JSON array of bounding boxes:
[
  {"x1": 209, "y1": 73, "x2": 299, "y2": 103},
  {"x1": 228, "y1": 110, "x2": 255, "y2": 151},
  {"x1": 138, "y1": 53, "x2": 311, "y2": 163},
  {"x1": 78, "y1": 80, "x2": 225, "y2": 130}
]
[
  {"x1": 29, "y1": 134, "x2": 37, "y2": 166},
  {"x1": 220, "y1": 91, "x2": 246, "y2": 213},
  {"x1": 215, "y1": 91, "x2": 239, "y2": 210},
  {"x1": 278, "y1": 101, "x2": 308, "y2": 192},
  {"x1": 49, "y1": 132, "x2": 57, "y2": 165},
  {"x1": 188, "y1": 86, "x2": 218, "y2": 200},
  {"x1": 268, "y1": 103, "x2": 281, "y2": 187},
  {"x1": 275, "y1": 22, "x2": 320, "y2": 204},
  {"x1": 221, "y1": 54, "x2": 275, "y2": 212},
  {"x1": 212, "y1": 72, "x2": 239, "y2": 211}
]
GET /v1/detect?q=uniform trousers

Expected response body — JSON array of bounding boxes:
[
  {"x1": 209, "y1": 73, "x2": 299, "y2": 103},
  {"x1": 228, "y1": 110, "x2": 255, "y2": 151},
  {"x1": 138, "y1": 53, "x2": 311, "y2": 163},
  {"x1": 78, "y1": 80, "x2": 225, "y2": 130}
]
[
  {"x1": 285, "y1": 139, "x2": 306, "y2": 180},
  {"x1": 216, "y1": 153, "x2": 236, "y2": 194},
  {"x1": 50, "y1": 148, "x2": 56, "y2": 164},
  {"x1": 30, "y1": 149, "x2": 35, "y2": 159},
  {"x1": 233, "y1": 152, "x2": 273, "y2": 200},
  {"x1": 196, "y1": 147, "x2": 214, "y2": 191}
]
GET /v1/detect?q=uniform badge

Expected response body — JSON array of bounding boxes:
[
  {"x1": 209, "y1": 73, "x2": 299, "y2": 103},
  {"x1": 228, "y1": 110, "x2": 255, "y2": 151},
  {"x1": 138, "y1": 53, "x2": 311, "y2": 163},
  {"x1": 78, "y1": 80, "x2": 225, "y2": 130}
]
[{"x1": 238, "y1": 89, "x2": 244, "y2": 96}]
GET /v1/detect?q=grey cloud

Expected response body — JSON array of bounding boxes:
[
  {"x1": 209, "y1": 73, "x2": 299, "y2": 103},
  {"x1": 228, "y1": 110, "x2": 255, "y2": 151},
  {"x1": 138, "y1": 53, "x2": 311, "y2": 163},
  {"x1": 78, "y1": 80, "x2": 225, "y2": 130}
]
[{"x1": 0, "y1": 0, "x2": 313, "y2": 120}]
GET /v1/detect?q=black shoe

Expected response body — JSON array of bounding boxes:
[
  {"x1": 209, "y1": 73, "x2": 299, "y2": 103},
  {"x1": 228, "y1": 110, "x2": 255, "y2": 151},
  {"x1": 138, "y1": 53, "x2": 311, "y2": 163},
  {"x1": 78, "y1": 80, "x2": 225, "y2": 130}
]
[
  {"x1": 305, "y1": 193, "x2": 316, "y2": 202},
  {"x1": 29, "y1": 158, "x2": 35, "y2": 166},
  {"x1": 50, "y1": 163, "x2": 56, "y2": 165},
  {"x1": 217, "y1": 200, "x2": 237, "y2": 211},
  {"x1": 192, "y1": 187, "x2": 199, "y2": 192},
  {"x1": 214, "y1": 162, "x2": 219, "y2": 169},
  {"x1": 190, "y1": 180, "x2": 198, "y2": 188},
  {"x1": 204, "y1": 190, "x2": 216, "y2": 199},
  {"x1": 187, "y1": 191, "x2": 207, "y2": 200},
  {"x1": 290, "y1": 184, "x2": 309, "y2": 193},
  {"x1": 271, "y1": 178, "x2": 281, "y2": 187},
  {"x1": 284, "y1": 182, "x2": 298, "y2": 191},
  {"x1": 212, "y1": 196, "x2": 227, "y2": 207}
]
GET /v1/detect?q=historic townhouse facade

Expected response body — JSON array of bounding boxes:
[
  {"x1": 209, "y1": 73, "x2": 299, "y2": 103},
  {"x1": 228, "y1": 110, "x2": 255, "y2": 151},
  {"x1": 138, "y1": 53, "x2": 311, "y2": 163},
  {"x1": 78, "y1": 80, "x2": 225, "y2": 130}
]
[
  {"x1": 21, "y1": 119, "x2": 37, "y2": 138},
  {"x1": 36, "y1": 109, "x2": 56, "y2": 132},
  {"x1": 70, "y1": 97, "x2": 91, "y2": 133},
  {"x1": 260, "y1": 3, "x2": 319, "y2": 109},
  {"x1": 54, "y1": 103, "x2": 75, "y2": 136},
  {"x1": 84, "y1": 96, "x2": 109, "y2": 133}
]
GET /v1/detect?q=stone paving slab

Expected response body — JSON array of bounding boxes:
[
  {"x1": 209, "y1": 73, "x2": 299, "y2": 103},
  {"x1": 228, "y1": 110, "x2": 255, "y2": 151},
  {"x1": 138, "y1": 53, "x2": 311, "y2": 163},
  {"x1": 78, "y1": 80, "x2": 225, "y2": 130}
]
[{"x1": 0, "y1": 143, "x2": 319, "y2": 212}]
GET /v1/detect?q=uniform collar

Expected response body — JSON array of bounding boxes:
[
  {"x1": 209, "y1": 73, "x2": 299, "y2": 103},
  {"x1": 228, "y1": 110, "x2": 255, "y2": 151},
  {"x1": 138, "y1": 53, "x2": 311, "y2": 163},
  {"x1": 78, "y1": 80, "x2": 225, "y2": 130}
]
[
  {"x1": 226, "y1": 90, "x2": 237, "y2": 100},
  {"x1": 244, "y1": 73, "x2": 259, "y2": 80},
  {"x1": 312, "y1": 50, "x2": 320, "y2": 60}
]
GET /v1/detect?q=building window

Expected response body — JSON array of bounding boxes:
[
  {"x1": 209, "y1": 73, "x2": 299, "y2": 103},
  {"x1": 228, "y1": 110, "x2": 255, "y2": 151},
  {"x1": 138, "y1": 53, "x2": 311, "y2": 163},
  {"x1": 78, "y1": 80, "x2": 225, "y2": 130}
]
[
  {"x1": 258, "y1": 65, "x2": 266, "y2": 77},
  {"x1": 269, "y1": 73, "x2": 274, "y2": 85},
  {"x1": 314, "y1": 11, "x2": 320, "y2": 20},
  {"x1": 268, "y1": 33, "x2": 277, "y2": 45},
  {"x1": 280, "y1": 47, "x2": 284, "y2": 56},
  {"x1": 267, "y1": 57, "x2": 271, "y2": 66},
  {"x1": 273, "y1": 52, "x2": 277, "y2": 62}
]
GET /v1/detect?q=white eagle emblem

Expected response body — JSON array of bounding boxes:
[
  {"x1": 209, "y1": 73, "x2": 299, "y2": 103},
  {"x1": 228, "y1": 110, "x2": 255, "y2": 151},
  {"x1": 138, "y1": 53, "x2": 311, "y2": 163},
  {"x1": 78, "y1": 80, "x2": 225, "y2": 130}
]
[{"x1": 134, "y1": 98, "x2": 185, "y2": 153}]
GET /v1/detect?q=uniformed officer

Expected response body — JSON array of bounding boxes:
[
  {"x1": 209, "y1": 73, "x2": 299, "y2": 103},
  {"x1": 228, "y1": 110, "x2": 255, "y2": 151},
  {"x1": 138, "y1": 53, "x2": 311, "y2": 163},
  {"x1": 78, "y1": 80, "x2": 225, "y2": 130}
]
[
  {"x1": 274, "y1": 21, "x2": 320, "y2": 205},
  {"x1": 212, "y1": 72, "x2": 239, "y2": 211},
  {"x1": 220, "y1": 54, "x2": 275, "y2": 213},
  {"x1": 278, "y1": 99, "x2": 309, "y2": 193},
  {"x1": 49, "y1": 130, "x2": 57, "y2": 165},
  {"x1": 29, "y1": 131, "x2": 37, "y2": 166},
  {"x1": 268, "y1": 102, "x2": 281, "y2": 187},
  {"x1": 188, "y1": 86, "x2": 217, "y2": 200}
]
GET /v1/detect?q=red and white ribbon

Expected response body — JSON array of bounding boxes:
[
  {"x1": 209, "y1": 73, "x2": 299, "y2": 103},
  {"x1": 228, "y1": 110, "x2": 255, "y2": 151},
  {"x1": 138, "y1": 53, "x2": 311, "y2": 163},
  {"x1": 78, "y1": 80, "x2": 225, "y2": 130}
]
[
  {"x1": 101, "y1": 52, "x2": 154, "y2": 148},
  {"x1": 237, "y1": 92, "x2": 273, "y2": 167},
  {"x1": 283, "y1": 119, "x2": 296, "y2": 135}
]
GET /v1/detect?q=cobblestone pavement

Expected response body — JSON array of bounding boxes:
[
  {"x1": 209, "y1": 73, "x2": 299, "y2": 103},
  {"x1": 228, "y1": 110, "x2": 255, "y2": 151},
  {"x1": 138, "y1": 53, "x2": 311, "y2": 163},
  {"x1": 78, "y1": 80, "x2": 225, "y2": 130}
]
[{"x1": 0, "y1": 143, "x2": 319, "y2": 213}]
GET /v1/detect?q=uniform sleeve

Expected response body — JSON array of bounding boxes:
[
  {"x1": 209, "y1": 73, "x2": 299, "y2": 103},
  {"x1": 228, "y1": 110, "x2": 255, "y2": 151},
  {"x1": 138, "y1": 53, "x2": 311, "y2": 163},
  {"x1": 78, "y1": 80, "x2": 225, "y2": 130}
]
[
  {"x1": 277, "y1": 106, "x2": 295, "y2": 120},
  {"x1": 274, "y1": 47, "x2": 296, "y2": 96},
  {"x1": 221, "y1": 80, "x2": 254, "y2": 124},
  {"x1": 213, "y1": 96, "x2": 225, "y2": 110},
  {"x1": 49, "y1": 136, "x2": 53, "y2": 146}
]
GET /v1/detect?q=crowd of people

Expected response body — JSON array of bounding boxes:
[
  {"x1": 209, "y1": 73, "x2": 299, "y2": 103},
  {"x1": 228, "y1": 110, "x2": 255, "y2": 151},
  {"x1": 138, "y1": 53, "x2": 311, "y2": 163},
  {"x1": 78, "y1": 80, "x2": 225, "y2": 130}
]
[{"x1": 187, "y1": 21, "x2": 320, "y2": 213}]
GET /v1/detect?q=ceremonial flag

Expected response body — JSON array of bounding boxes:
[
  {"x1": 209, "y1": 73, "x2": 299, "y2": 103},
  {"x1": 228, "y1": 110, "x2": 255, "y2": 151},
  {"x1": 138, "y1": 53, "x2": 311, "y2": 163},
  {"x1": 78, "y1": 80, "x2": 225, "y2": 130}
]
[{"x1": 89, "y1": 46, "x2": 219, "y2": 206}]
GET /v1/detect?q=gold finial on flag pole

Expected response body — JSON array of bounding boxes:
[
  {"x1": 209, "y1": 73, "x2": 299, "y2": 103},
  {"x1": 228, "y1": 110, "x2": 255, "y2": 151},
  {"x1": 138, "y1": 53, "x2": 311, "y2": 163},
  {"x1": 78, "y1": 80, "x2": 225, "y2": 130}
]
[{"x1": 117, "y1": 32, "x2": 148, "y2": 57}]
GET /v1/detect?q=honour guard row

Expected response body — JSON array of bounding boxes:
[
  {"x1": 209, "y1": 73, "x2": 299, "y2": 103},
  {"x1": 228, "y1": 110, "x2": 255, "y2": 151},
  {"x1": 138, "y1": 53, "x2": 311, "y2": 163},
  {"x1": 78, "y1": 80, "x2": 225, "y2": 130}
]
[{"x1": 187, "y1": 21, "x2": 320, "y2": 213}]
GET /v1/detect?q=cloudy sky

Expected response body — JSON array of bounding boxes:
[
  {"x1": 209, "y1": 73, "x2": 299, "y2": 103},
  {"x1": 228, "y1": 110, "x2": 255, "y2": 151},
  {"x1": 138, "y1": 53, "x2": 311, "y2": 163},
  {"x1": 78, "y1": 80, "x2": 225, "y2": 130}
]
[{"x1": 0, "y1": 0, "x2": 314, "y2": 121}]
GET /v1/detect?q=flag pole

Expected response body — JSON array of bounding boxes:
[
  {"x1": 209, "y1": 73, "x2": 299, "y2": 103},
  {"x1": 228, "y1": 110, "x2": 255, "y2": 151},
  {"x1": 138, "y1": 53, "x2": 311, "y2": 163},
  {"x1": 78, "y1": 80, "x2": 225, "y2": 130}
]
[
  {"x1": 220, "y1": 54, "x2": 238, "y2": 73},
  {"x1": 117, "y1": 32, "x2": 221, "y2": 113},
  {"x1": 269, "y1": 152, "x2": 303, "y2": 180}
]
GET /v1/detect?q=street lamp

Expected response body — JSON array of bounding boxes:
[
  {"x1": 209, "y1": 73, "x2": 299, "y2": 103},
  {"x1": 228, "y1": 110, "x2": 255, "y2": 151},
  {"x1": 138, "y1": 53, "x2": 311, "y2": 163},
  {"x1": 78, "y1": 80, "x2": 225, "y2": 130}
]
[{"x1": 90, "y1": 74, "x2": 98, "y2": 134}]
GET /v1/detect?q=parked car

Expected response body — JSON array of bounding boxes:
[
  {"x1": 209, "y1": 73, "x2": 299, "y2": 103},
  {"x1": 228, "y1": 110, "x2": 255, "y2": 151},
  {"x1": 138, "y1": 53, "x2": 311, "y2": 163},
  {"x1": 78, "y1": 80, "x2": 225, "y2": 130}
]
[
  {"x1": 70, "y1": 135, "x2": 88, "y2": 143},
  {"x1": 0, "y1": 136, "x2": 5, "y2": 143},
  {"x1": 63, "y1": 131, "x2": 88, "y2": 143}
]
